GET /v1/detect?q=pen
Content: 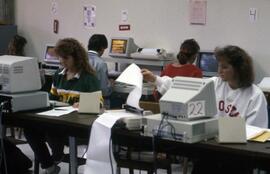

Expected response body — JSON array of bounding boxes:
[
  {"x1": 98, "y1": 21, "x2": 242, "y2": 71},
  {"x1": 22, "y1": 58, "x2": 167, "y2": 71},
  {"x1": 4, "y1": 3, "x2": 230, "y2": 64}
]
[{"x1": 54, "y1": 108, "x2": 67, "y2": 111}]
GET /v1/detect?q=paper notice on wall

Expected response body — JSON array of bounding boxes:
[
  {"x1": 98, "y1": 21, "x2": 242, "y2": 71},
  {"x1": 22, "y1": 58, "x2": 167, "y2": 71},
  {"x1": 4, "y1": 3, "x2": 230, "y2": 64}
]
[
  {"x1": 51, "y1": 0, "x2": 58, "y2": 15},
  {"x1": 116, "y1": 63, "x2": 143, "y2": 109},
  {"x1": 121, "y1": 10, "x2": 128, "y2": 23},
  {"x1": 189, "y1": 0, "x2": 207, "y2": 25},
  {"x1": 83, "y1": 5, "x2": 96, "y2": 28}
]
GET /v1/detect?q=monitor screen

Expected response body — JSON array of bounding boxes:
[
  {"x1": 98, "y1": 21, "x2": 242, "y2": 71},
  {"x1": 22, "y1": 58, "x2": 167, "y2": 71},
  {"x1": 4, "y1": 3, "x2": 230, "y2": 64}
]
[
  {"x1": 44, "y1": 44, "x2": 59, "y2": 65},
  {"x1": 110, "y1": 39, "x2": 127, "y2": 54},
  {"x1": 197, "y1": 52, "x2": 218, "y2": 77},
  {"x1": 109, "y1": 37, "x2": 138, "y2": 57}
]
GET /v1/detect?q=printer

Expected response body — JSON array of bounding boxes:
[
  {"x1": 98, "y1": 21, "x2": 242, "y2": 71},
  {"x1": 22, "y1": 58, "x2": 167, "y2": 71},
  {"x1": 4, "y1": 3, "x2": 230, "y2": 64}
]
[
  {"x1": 130, "y1": 48, "x2": 172, "y2": 60},
  {"x1": 0, "y1": 91, "x2": 49, "y2": 112},
  {"x1": 145, "y1": 114, "x2": 218, "y2": 143},
  {"x1": 144, "y1": 77, "x2": 219, "y2": 143}
]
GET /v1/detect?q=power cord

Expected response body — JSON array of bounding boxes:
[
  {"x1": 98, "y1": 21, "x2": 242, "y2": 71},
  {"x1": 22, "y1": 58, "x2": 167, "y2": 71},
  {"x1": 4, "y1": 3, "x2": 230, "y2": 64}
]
[
  {"x1": 0, "y1": 101, "x2": 8, "y2": 174},
  {"x1": 152, "y1": 113, "x2": 167, "y2": 174},
  {"x1": 81, "y1": 145, "x2": 89, "y2": 158},
  {"x1": 109, "y1": 135, "x2": 114, "y2": 174}
]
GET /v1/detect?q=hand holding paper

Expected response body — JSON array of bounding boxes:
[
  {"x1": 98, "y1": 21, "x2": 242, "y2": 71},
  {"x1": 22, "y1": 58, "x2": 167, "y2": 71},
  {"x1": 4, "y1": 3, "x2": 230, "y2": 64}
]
[{"x1": 116, "y1": 63, "x2": 142, "y2": 109}]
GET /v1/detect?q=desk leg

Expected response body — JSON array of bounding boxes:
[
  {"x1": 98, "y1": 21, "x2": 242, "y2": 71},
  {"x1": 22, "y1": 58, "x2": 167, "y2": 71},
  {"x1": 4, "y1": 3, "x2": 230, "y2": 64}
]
[{"x1": 69, "y1": 136, "x2": 78, "y2": 174}]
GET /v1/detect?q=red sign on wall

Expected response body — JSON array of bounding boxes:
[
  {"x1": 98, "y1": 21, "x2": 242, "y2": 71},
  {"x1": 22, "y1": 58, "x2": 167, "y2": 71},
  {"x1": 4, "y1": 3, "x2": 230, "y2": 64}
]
[{"x1": 119, "y1": 24, "x2": 130, "y2": 31}]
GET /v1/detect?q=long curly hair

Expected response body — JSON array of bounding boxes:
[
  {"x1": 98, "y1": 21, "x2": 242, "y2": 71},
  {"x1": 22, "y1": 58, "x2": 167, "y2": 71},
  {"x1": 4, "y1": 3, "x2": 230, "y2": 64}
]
[
  {"x1": 55, "y1": 38, "x2": 95, "y2": 75},
  {"x1": 215, "y1": 45, "x2": 254, "y2": 88}
]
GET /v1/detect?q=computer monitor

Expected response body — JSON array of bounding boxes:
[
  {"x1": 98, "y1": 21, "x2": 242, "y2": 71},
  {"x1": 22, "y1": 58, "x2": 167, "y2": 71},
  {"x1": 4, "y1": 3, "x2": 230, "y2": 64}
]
[
  {"x1": 108, "y1": 37, "x2": 138, "y2": 57},
  {"x1": 43, "y1": 44, "x2": 59, "y2": 66},
  {"x1": 159, "y1": 76, "x2": 217, "y2": 121},
  {"x1": 196, "y1": 51, "x2": 218, "y2": 77},
  {"x1": 0, "y1": 55, "x2": 41, "y2": 93}
]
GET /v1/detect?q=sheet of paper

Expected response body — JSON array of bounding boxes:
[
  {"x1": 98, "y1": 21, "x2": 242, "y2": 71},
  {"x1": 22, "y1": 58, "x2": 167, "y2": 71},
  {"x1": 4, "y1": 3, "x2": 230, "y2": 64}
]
[
  {"x1": 246, "y1": 124, "x2": 270, "y2": 143},
  {"x1": 83, "y1": 5, "x2": 96, "y2": 28},
  {"x1": 189, "y1": 0, "x2": 207, "y2": 25},
  {"x1": 258, "y1": 77, "x2": 270, "y2": 92},
  {"x1": 249, "y1": 131, "x2": 270, "y2": 142},
  {"x1": 116, "y1": 63, "x2": 143, "y2": 109},
  {"x1": 37, "y1": 106, "x2": 77, "y2": 117},
  {"x1": 84, "y1": 109, "x2": 140, "y2": 174},
  {"x1": 246, "y1": 124, "x2": 264, "y2": 139}
]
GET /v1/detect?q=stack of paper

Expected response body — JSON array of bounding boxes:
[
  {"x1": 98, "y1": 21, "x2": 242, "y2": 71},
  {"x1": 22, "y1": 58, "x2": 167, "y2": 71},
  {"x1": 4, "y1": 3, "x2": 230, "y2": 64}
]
[
  {"x1": 258, "y1": 77, "x2": 270, "y2": 92},
  {"x1": 246, "y1": 125, "x2": 270, "y2": 142},
  {"x1": 37, "y1": 106, "x2": 77, "y2": 117}
]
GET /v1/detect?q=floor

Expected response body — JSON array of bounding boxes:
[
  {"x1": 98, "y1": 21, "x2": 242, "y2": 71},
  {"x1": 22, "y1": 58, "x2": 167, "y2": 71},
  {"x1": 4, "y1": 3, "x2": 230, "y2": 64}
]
[
  {"x1": 3, "y1": 126, "x2": 191, "y2": 174},
  {"x1": 15, "y1": 139, "x2": 190, "y2": 174}
]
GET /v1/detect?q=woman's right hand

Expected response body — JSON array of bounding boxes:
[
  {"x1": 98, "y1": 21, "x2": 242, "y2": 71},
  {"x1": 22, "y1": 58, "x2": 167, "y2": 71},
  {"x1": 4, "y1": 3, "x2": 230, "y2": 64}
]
[{"x1": 141, "y1": 69, "x2": 156, "y2": 83}]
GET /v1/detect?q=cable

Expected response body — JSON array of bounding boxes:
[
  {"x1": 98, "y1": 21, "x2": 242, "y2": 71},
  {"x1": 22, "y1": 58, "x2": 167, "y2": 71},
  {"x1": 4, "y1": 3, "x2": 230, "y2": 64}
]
[
  {"x1": 152, "y1": 133, "x2": 158, "y2": 174},
  {"x1": 81, "y1": 144, "x2": 89, "y2": 158},
  {"x1": 151, "y1": 113, "x2": 167, "y2": 174},
  {"x1": 109, "y1": 135, "x2": 114, "y2": 174},
  {"x1": 0, "y1": 101, "x2": 8, "y2": 174},
  {"x1": 156, "y1": 113, "x2": 167, "y2": 138}
]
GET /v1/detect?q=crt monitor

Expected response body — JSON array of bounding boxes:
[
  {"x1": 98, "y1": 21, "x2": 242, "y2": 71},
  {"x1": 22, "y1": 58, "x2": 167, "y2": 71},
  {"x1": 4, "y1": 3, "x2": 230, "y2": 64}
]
[
  {"x1": 43, "y1": 44, "x2": 59, "y2": 66},
  {"x1": 109, "y1": 37, "x2": 138, "y2": 57},
  {"x1": 159, "y1": 76, "x2": 217, "y2": 121},
  {"x1": 196, "y1": 51, "x2": 218, "y2": 77},
  {"x1": 0, "y1": 55, "x2": 41, "y2": 93}
]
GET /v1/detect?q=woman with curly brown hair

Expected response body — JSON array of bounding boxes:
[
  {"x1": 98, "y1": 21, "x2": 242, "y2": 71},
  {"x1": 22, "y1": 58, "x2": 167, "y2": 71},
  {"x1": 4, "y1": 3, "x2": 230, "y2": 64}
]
[
  {"x1": 142, "y1": 45, "x2": 268, "y2": 128},
  {"x1": 24, "y1": 38, "x2": 100, "y2": 174}
]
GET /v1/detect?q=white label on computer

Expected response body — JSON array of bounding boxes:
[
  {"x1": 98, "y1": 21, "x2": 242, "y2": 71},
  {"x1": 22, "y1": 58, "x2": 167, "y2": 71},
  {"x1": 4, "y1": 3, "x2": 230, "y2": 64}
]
[{"x1": 187, "y1": 100, "x2": 205, "y2": 118}]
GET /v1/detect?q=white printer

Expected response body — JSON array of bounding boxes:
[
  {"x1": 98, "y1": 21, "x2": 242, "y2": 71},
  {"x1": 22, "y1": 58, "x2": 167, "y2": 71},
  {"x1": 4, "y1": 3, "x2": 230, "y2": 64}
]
[
  {"x1": 130, "y1": 48, "x2": 172, "y2": 60},
  {"x1": 145, "y1": 114, "x2": 218, "y2": 143}
]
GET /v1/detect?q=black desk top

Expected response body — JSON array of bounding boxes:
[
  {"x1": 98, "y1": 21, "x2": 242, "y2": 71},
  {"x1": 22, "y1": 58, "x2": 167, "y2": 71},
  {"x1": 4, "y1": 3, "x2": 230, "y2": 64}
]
[
  {"x1": 3, "y1": 109, "x2": 98, "y2": 138},
  {"x1": 4, "y1": 110, "x2": 270, "y2": 170}
]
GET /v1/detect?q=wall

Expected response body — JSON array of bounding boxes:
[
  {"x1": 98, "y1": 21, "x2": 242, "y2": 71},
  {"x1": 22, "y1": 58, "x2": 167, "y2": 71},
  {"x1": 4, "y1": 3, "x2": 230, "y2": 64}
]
[{"x1": 14, "y1": 0, "x2": 270, "y2": 83}]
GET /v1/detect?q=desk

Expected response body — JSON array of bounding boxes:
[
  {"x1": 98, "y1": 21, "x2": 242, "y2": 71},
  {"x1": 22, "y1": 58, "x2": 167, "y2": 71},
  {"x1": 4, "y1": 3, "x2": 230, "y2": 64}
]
[
  {"x1": 3, "y1": 109, "x2": 98, "y2": 174},
  {"x1": 5, "y1": 111, "x2": 270, "y2": 173},
  {"x1": 112, "y1": 127, "x2": 270, "y2": 172}
]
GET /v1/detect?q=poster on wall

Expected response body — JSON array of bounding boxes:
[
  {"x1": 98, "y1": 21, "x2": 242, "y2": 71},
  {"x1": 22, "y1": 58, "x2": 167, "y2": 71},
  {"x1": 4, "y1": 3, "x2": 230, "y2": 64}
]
[
  {"x1": 51, "y1": 0, "x2": 58, "y2": 16},
  {"x1": 83, "y1": 5, "x2": 96, "y2": 28},
  {"x1": 189, "y1": 0, "x2": 207, "y2": 25}
]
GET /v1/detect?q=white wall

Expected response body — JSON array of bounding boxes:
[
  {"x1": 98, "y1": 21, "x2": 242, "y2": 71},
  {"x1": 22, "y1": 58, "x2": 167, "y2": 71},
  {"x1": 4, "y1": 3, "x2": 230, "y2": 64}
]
[{"x1": 14, "y1": 0, "x2": 270, "y2": 83}]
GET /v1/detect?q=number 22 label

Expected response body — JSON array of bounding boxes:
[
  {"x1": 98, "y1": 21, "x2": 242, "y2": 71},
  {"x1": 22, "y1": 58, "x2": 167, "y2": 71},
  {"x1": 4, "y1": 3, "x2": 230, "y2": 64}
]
[{"x1": 188, "y1": 100, "x2": 205, "y2": 118}]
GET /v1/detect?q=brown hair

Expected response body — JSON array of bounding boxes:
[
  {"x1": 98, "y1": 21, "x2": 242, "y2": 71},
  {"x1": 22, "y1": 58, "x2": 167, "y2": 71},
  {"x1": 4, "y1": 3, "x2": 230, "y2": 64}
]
[
  {"x1": 55, "y1": 38, "x2": 95, "y2": 75},
  {"x1": 177, "y1": 39, "x2": 200, "y2": 65},
  {"x1": 214, "y1": 45, "x2": 254, "y2": 88}
]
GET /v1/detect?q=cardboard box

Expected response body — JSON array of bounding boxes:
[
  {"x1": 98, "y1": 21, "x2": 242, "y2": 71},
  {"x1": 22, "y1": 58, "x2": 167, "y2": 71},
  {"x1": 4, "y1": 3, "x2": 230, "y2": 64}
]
[{"x1": 139, "y1": 101, "x2": 160, "y2": 114}]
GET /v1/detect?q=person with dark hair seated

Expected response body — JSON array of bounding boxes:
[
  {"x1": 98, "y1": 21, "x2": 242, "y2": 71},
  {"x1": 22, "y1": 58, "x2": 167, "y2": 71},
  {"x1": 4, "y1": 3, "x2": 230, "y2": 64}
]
[
  {"x1": 88, "y1": 34, "x2": 113, "y2": 109},
  {"x1": 7, "y1": 34, "x2": 27, "y2": 56},
  {"x1": 143, "y1": 38, "x2": 202, "y2": 101},
  {"x1": 161, "y1": 38, "x2": 202, "y2": 78}
]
